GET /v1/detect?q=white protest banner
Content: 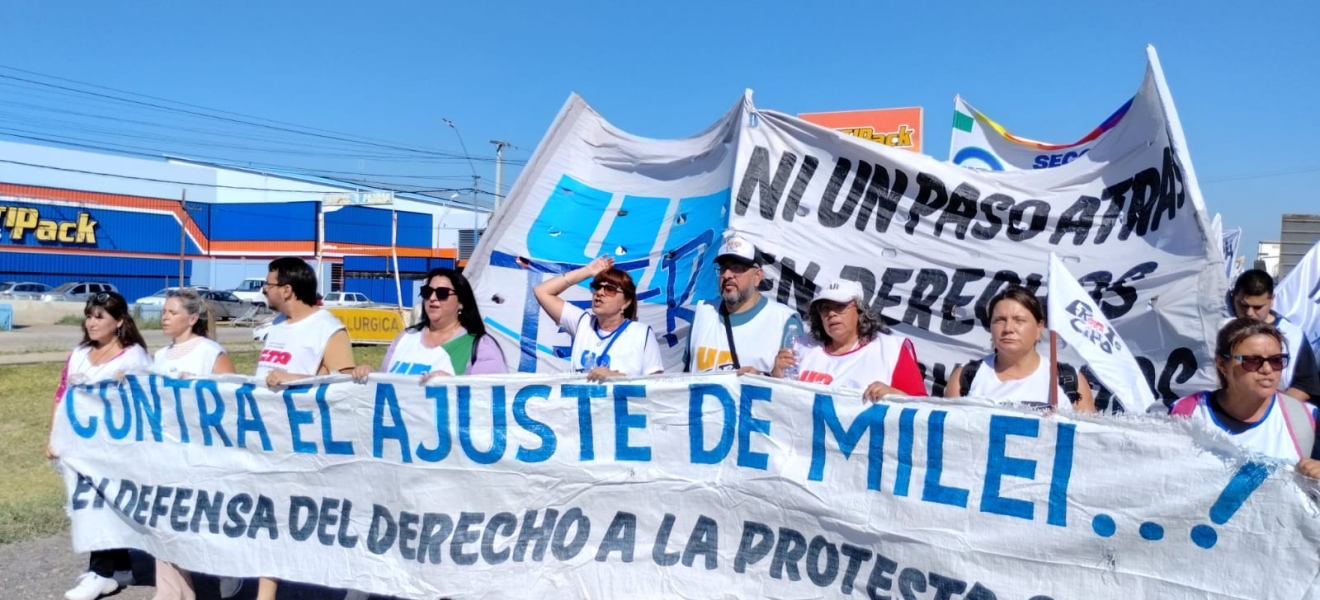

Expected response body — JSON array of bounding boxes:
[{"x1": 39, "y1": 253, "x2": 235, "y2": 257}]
[
  {"x1": 53, "y1": 373, "x2": 1320, "y2": 599},
  {"x1": 1047, "y1": 253, "x2": 1159, "y2": 413},
  {"x1": 1275, "y1": 238, "x2": 1320, "y2": 363},
  {"x1": 467, "y1": 46, "x2": 1227, "y2": 408}
]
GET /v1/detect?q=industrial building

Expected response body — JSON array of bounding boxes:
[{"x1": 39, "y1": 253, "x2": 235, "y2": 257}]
[{"x1": 0, "y1": 140, "x2": 490, "y2": 306}]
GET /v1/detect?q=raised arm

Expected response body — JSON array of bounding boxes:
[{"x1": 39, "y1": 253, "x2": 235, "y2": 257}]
[{"x1": 533, "y1": 255, "x2": 614, "y2": 324}]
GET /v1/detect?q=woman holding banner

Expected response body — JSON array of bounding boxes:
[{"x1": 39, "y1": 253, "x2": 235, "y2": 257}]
[
  {"x1": 355, "y1": 267, "x2": 506, "y2": 381},
  {"x1": 772, "y1": 280, "x2": 926, "y2": 399},
  {"x1": 533, "y1": 255, "x2": 663, "y2": 380},
  {"x1": 48, "y1": 292, "x2": 151, "y2": 600},
  {"x1": 1171, "y1": 318, "x2": 1320, "y2": 475},
  {"x1": 945, "y1": 286, "x2": 1097, "y2": 412},
  {"x1": 150, "y1": 288, "x2": 238, "y2": 600}
]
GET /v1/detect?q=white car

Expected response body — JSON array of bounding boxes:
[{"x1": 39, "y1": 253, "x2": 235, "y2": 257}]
[
  {"x1": 252, "y1": 314, "x2": 285, "y2": 341},
  {"x1": 231, "y1": 278, "x2": 268, "y2": 306},
  {"x1": 134, "y1": 286, "x2": 210, "y2": 306},
  {"x1": 322, "y1": 292, "x2": 371, "y2": 307}
]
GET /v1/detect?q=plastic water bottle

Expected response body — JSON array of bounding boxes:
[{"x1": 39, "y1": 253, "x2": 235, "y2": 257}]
[{"x1": 781, "y1": 322, "x2": 803, "y2": 380}]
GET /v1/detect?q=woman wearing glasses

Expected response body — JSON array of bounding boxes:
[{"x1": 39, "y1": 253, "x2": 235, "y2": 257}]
[
  {"x1": 1171, "y1": 317, "x2": 1320, "y2": 476},
  {"x1": 360, "y1": 268, "x2": 506, "y2": 380},
  {"x1": 533, "y1": 255, "x2": 663, "y2": 380},
  {"x1": 49, "y1": 292, "x2": 151, "y2": 600}
]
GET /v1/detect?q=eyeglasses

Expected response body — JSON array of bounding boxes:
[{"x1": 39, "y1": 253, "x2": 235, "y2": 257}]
[
  {"x1": 420, "y1": 286, "x2": 456, "y2": 301},
  {"x1": 1223, "y1": 354, "x2": 1290, "y2": 373},
  {"x1": 718, "y1": 262, "x2": 754, "y2": 275},
  {"x1": 590, "y1": 282, "x2": 623, "y2": 297},
  {"x1": 261, "y1": 280, "x2": 287, "y2": 289},
  {"x1": 816, "y1": 301, "x2": 855, "y2": 316}
]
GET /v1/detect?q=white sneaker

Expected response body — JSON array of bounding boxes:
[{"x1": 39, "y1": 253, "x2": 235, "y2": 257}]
[
  {"x1": 112, "y1": 570, "x2": 136, "y2": 587},
  {"x1": 343, "y1": 590, "x2": 371, "y2": 600},
  {"x1": 219, "y1": 577, "x2": 245, "y2": 598},
  {"x1": 64, "y1": 572, "x2": 119, "y2": 600}
]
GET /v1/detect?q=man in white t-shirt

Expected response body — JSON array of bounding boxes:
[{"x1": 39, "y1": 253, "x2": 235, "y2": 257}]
[
  {"x1": 257, "y1": 257, "x2": 356, "y2": 386},
  {"x1": 685, "y1": 232, "x2": 802, "y2": 375}
]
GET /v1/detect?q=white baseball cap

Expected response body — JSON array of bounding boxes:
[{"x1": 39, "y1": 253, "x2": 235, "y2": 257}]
[
  {"x1": 812, "y1": 279, "x2": 865, "y2": 307},
  {"x1": 713, "y1": 232, "x2": 759, "y2": 266}
]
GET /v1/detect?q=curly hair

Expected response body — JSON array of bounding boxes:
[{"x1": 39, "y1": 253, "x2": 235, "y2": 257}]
[{"x1": 807, "y1": 300, "x2": 890, "y2": 345}]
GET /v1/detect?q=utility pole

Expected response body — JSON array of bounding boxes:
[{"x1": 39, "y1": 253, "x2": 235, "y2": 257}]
[
  {"x1": 471, "y1": 174, "x2": 481, "y2": 250},
  {"x1": 178, "y1": 190, "x2": 187, "y2": 288},
  {"x1": 490, "y1": 140, "x2": 510, "y2": 213}
]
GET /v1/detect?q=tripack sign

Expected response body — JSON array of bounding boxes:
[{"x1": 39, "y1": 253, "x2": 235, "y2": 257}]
[
  {"x1": 798, "y1": 107, "x2": 923, "y2": 153},
  {"x1": 0, "y1": 204, "x2": 98, "y2": 243},
  {"x1": 52, "y1": 372, "x2": 1320, "y2": 599}
]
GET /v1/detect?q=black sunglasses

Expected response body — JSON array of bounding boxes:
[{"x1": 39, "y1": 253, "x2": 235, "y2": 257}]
[
  {"x1": 590, "y1": 282, "x2": 623, "y2": 297},
  {"x1": 1222, "y1": 353, "x2": 1290, "y2": 373},
  {"x1": 420, "y1": 286, "x2": 456, "y2": 301}
]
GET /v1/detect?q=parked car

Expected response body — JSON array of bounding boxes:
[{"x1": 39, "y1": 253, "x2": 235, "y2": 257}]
[
  {"x1": 41, "y1": 281, "x2": 119, "y2": 302},
  {"x1": 134, "y1": 286, "x2": 211, "y2": 307},
  {"x1": 322, "y1": 292, "x2": 371, "y2": 307},
  {"x1": 0, "y1": 281, "x2": 53, "y2": 300},
  {"x1": 231, "y1": 277, "x2": 268, "y2": 306},
  {"x1": 199, "y1": 289, "x2": 250, "y2": 321}
]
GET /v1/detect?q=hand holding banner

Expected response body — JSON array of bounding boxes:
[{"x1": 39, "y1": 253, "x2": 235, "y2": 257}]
[{"x1": 1047, "y1": 253, "x2": 1160, "y2": 413}]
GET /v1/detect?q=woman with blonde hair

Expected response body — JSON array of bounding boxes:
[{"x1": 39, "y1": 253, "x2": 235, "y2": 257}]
[{"x1": 150, "y1": 288, "x2": 236, "y2": 600}]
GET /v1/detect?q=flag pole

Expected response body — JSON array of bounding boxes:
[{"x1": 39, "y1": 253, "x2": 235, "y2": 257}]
[{"x1": 1049, "y1": 330, "x2": 1060, "y2": 409}]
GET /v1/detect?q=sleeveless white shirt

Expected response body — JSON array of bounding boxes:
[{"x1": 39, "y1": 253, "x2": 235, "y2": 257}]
[
  {"x1": 1172, "y1": 392, "x2": 1316, "y2": 462},
  {"x1": 796, "y1": 335, "x2": 904, "y2": 390},
  {"x1": 256, "y1": 309, "x2": 346, "y2": 378},
  {"x1": 687, "y1": 299, "x2": 801, "y2": 373},
  {"x1": 558, "y1": 304, "x2": 663, "y2": 377},
  {"x1": 56, "y1": 344, "x2": 152, "y2": 403},
  {"x1": 152, "y1": 337, "x2": 227, "y2": 377},
  {"x1": 967, "y1": 353, "x2": 1072, "y2": 412},
  {"x1": 384, "y1": 329, "x2": 455, "y2": 376}
]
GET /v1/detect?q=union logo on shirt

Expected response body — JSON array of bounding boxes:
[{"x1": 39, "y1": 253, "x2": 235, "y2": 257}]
[
  {"x1": 799, "y1": 370, "x2": 832, "y2": 385},
  {"x1": 259, "y1": 349, "x2": 292, "y2": 366}
]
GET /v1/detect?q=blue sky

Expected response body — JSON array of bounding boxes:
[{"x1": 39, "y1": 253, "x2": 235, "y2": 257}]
[{"x1": 0, "y1": 1, "x2": 1315, "y2": 259}]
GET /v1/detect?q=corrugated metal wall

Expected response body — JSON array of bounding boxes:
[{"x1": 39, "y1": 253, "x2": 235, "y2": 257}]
[
  {"x1": 1280, "y1": 214, "x2": 1320, "y2": 279},
  {"x1": 325, "y1": 206, "x2": 433, "y2": 247},
  {"x1": 0, "y1": 198, "x2": 201, "y2": 254},
  {"x1": 342, "y1": 255, "x2": 456, "y2": 307},
  {"x1": 0, "y1": 252, "x2": 191, "y2": 302},
  {"x1": 207, "y1": 201, "x2": 317, "y2": 241}
]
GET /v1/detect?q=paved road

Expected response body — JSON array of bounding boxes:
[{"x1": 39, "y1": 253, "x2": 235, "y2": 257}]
[
  {"x1": 0, "y1": 534, "x2": 386, "y2": 600},
  {"x1": 0, "y1": 325, "x2": 264, "y2": 365}
]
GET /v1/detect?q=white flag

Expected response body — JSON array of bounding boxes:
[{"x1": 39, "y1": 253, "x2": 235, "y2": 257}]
[{"x1": 1047, "y1": 253, "x2": 1159, "y2": 413}]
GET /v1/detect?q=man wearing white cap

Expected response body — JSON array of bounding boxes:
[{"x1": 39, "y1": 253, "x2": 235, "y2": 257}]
[
  {"x1": 775, "y1": 279, "x2": 927, "y2": 399},
  {"x1": 685, "y1": 232, "x2": 803, "y2": 375}
]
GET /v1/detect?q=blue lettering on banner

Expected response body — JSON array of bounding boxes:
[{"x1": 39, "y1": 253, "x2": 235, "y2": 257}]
[
  {"x1": 810, "y1": 394, "x2": 887, "y2": 491},
  {"x1": 315, "y1": 384, "x2": 353, "y2": 456},
  {"x1": 101, "y1": 381, "x2": 132, "y2": 441},
  {"x1": 163, "y1": 377, "x2": 192, "y2": 444},
  {"x1": 562, "y1": 384, "x2": 607, "y2": 461},
  {"x1": 416, "y1": 386, "x2": 452, "y2": 463},
  {"x1": 688, "y1": 384, "x2": 735, "y2": 464},
  {"x1": 737, "y1": 385, "x2": 773, "y2": 470},
  {"x1": 922, "y1": 411, "x2": 969, "y2": 508},
  {"x1": 458, "y1": 386, "x2": 507, "y2": 464},
  {"x1": 193, "y1": 380, "x2": 232, "y2": 448},
  {"x1": 980, "y1": 416, "x2": 1039, "y2": 520},
  {"x1": 283, "y1": 385, "x2": 318, "y2": 454},
  {"x1": 612, "y1": 385, "x2": 650, "y2": 462},
  {"x1": 127, "y1": 376, "x2": 163, "y2": 443},
  {"x1": 373, "y1": 383, "x2": 411, "y2": 463},
  {"x1": 513, "y1": 385, "x2": 556, "y2": 463},
  {"x1": 234, "y1": 383, "x2": 272, "y2": 451},
  {"x1": 1032, "y1": 148, "x2": 1090, "y2": 169}
]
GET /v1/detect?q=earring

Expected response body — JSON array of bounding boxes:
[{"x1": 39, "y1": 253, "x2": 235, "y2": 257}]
[{"x1": 116, "y1": 325, "x2": 123, "y2": 338}]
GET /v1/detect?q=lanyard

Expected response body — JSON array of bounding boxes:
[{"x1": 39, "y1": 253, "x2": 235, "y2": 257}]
[{"x1": 593, "y1": 318, "x2": 631, "y2": 368}]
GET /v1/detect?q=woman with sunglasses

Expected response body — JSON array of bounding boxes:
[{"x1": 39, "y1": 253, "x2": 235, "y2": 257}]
[
  {"x1": 533, "y1": 255, "x2": 663, "y2": 380},
  {"x1": 773, "y1": 280, "x2": 925, "y2": 400},
  {"x1": 357, "y1": 268, "x2": 506, "y2": 380},
  {"x1": 150, "y1": 288, "x2": 236, "y2": 600},
  {"x1": 49, "y1": 292, "x2": 151, "y2": 600},
  {"x1": 1171, "y1": 318, "x2": 1320, "y2": 477}
]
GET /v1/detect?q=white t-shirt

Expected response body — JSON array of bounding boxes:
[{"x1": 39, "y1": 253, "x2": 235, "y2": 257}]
[
  {"x1": 1171, "y1": 392, "x2": 1317, "y2": 462},
  {"x1": 966, "y1": 353, "x2": 1073, "y2": 412},
  {"x1": 796, "y1": 335, "x2": 905, "y2": 390},
  {"x1": 152, "y1": 337, "x2": 227, "y2": 378},
  {"x1": 558, "y1": 304, "x2": 663, "y2": 377},
  {"x1": 255, "y1": 309, "x2": 346, "y2": 378},
  {"x1": 55, "y1": 344, "x2": 152, "y2": 403},
  {"x1": 686, "y1": 298, "x2": 802, "y2": 373},
  {"x1": 383, "y1": 329, "x2": 455, "y2": 376}
]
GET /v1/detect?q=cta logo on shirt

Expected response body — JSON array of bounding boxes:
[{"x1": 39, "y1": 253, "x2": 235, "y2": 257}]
[
  {"x1": 260, "y1": 349, "x2": 292, "y2": 366},
  {"x1": 695, "y1": 346, "x2": 734, "y2": 371}
]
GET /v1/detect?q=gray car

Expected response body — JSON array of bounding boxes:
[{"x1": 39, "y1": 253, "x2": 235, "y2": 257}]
[
  {"x1": 41, "y1": 281, "x2": 120, "y2": 302},
  {"x1": 200, "y1": 289, "x2": 249, "y2": 321},
  {"x1": 0, "y1": 281, "x2": 53, "y2": 300}
]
